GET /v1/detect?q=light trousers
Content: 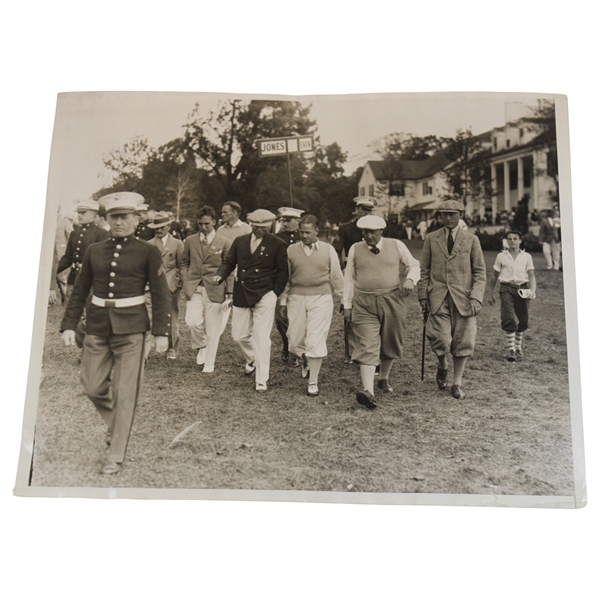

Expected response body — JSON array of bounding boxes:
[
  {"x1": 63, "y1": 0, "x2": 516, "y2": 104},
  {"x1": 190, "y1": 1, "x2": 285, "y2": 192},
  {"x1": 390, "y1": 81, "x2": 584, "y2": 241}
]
[
  {"x1": 287, "y1": 294, "x2": 334, "y2": 359},
  {"x1": 81, "y1": 333, "x2": 145, "y2": 463},
  {"x1": 542, "y1": 241, "x2": 561, "y2": 270},
  {"x1": 186, "y1": 285, "x2": 226, "y2": 369},
  {"x1": 231, "y1": 290, "x2": 277, "y2": 385}
]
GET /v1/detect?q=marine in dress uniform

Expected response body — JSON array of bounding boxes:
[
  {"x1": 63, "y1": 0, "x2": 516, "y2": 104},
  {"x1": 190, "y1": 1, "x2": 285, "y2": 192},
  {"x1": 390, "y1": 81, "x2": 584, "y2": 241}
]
[
  {"x1": 279, "y1": 215, "x2": 344, "y2": 397},
  {"x1": 60, "y1": 192, "x2": 171, "y2": 475},
  {"x1": 57, "y1": 199, "x2": 110, "y2": 293},
  {"x1": 134, "y1": 204, "x2": 155, "y2": 241},
  {"x1": 181, "y1": 206, "x2": 232, "y2": 373},
  {"x1": 213, "y1": 209, "x2": 289, "y2": 392},
  {"x1": 343, "y1": 215, "x2": 420, "y2": 409},
  {"x1": 274, "y1": 207, "x2": 304, "y2": 364},
  {"x1": 145, "y1": 211, "x2": 184, "y2": 360},
  {"x1": 417, "y1": 200, "x2": 486, "y2": 400}
]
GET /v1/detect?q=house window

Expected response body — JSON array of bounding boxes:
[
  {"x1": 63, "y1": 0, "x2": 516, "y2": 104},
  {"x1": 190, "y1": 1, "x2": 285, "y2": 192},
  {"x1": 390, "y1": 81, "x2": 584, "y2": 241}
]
[
  {"x1": 389, "y1": 182, "x2": 405, "y2": 196},
  {"x1": 506, "y1": 139, "x2": 511, "y2": 148},
  {"x1": 368, "y1": 184, "x2": 374, "y2": 196},
  {"x1": 422, "y1": 181, "x2": 433, "y2": 196},
  {"x1": 359, "y1": 187, "x2": 365, "y2": 196},
  {"x1": 519, "y1": 128, "x2": 524, "y2": 138},
  {"x1": 493, "y1": 137, "x2": 497, "y2": 151}
]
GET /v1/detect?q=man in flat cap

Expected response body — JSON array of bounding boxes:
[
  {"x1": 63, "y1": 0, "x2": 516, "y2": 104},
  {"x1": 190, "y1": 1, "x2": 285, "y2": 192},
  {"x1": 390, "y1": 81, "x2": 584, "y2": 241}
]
[
  {"x1": 343, "y1": 214, "x2": 420, "y2": 409},
  {"x1": 279, "y1": 214, "x2": 344, "y2": 397},
  {"x1": 57, "y1": 199, "x2": 110, "y2": 302},
  {"x1": 417, "y1": 200, "x2": 486, "y2": 400},
  {"x1": 145, "y1": 211, "x2": 184, "y2": 360},
  {"x1": 334, "y1": 196, "x2": 378, "y2": 363},
  {"x1": 275, "y1": 207, "x2": 304, "y2": 364},
  {"x1": 213, "y1": 209, "x2": 288, "y2": 392},
  {"x1": 60, "y1": 192, "x2": 172, "y2": 474},
  {"x1": 181, "y1": 206, "x2": 232, "y2": 373}
]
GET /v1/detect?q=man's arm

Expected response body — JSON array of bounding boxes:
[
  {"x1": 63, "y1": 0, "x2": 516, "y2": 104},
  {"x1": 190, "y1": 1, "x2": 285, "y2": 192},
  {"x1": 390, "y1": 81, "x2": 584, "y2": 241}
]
[
  {"x1": 180, "y1": 238, "x2": 190, "y2": 283},
  {"x1": 273, "y1": 240, "x2": 289, "y2": 297},
  {"x1": 487, "y1": 267, "x2": 500, "y2": 305},
  {"x1": 147, "y1": 245, "x2": 172, "y2": 337},
  {"x1": 60, "y1": 246, "x2": 94, "y2": 332},
  {"x1": 329, "y1": 245, "x2": 344, "y2": 298},
  {"x1": 56, "y1": 232, "x2": 74, "y2": 274},
  {"x1": 214, "y1": 237, "x2": 239, "y2": 283},
  {"x1": 469, "y1": 235, "x2": 487, "y2": 304},
  {"x1": 417, "y1": 235, "x2": 432, "y2": 308}
]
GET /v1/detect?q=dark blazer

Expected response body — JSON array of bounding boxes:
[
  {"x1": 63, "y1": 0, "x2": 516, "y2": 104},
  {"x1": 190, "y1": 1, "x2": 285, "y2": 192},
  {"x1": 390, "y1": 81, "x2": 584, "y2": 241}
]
[
  {"x1": 181, "y1": 232, "x2": 232, "y2": 303},
  {"x1": 216, "y1": 232, "x2": 288, "y2": 308},
  {"x1": 61, "y1": 237, "x2": 171, "y2": 337},
  {"x1": 417, "y1": 227, "x2": 486, "y2": 316}
]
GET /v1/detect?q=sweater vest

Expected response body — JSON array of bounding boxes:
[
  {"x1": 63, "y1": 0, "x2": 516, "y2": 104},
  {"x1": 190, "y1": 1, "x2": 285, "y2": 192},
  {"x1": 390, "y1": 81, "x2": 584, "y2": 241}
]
[
  {"x1": 288, "y1": 242, "x2": 333, "y2": 296},
  {"x1": 354, "y1": 239, "x2": 401, "y2": 294}
]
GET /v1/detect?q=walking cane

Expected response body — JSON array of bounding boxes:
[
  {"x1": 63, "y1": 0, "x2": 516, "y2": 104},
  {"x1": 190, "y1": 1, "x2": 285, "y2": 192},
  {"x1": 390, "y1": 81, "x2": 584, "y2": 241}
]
[{"x1": 421, "y1": 304, "x2": 429, "y2": 381}]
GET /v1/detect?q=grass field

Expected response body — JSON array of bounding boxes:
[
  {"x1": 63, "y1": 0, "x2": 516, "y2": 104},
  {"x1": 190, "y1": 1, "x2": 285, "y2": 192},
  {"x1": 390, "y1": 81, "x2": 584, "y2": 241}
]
[{"x1": 31, "y1": 241, "x2": 575, "y2": 496}]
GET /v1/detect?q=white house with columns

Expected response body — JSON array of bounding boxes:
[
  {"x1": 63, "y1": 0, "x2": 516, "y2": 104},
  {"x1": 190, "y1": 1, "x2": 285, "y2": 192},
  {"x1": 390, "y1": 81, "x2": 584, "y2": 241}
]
[{"x1": 489, "y1": 118, "x2": 557, "y2": 218}]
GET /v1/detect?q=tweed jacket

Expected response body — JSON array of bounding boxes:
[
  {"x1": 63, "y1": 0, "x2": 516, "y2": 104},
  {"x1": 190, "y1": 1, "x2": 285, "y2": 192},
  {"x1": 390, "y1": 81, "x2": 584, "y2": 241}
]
[
  {"x1": 181, "y1": 232, "x2": 232, "y2": 303},
  {"x1": 148, "y1": 234, "x2": 184, "y2": 293},
  {"x1": 417, "y1": 227, "x2": 486, "y2": 317},
  {"x1": 60, "y1": 237, "x2": 171, "y2": 337},
  {"x1": 216, "y1": 232, "x2": 289, "y2": 308}
]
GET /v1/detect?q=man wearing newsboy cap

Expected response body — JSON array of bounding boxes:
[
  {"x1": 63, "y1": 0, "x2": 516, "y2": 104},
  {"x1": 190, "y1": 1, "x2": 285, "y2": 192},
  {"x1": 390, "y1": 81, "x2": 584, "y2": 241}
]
[
  {"x1": 60, "y1": 192, "x2": 172, "y2": 475},
  {"x1": 343, "y1": 214, "x2": 420, "y2": 409},
  {"x1": 213, "y1": 209, "x2": 288, "y2": 392},
  {"x1": 417, "y1": 200, "x2": 486, "y2": 400}
]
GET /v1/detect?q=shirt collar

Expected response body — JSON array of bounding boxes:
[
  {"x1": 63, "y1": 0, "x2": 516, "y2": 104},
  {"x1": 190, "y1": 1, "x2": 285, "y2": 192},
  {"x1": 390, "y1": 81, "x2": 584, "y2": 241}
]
[{"x1": 201, "y1": 230, "x2": 216, "y2": 243}]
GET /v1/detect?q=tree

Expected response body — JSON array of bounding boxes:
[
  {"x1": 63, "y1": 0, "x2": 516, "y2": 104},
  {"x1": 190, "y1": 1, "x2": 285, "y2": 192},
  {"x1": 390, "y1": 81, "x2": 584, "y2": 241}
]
[
  {"x1": 103, "y1": 135, "x2": 151, "y2": 186},
  {"x1": 526, "y1": 99, "x2": 559, "y2": 204},
  {"x1": 183, "y1": 99, "x2": 316, "y2": 211},
  {"x1": 441, "y1": 128, "x2": 491, "y2": 206}
]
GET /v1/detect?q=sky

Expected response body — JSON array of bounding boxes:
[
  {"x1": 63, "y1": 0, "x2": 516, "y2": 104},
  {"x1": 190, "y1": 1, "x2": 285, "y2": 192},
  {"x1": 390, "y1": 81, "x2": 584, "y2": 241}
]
[{"x1": 48, "y1": 91, "x2": 550, "y2": 213}]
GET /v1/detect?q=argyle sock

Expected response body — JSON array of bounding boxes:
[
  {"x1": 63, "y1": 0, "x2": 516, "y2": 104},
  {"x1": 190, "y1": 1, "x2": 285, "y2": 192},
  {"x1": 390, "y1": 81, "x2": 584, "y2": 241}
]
[
  {"x1": 515, "y1": 332, "x2": 523, "y2": 351},
  {"x1": 506, "y1": 332, "x2": 516, "y2": 352}
]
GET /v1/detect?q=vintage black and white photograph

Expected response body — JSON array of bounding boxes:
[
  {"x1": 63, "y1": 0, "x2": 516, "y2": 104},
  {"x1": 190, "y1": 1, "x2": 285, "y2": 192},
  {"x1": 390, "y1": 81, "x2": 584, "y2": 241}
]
[{"x1": 13, "y1": 91, "x2": 585, "y2": 507}]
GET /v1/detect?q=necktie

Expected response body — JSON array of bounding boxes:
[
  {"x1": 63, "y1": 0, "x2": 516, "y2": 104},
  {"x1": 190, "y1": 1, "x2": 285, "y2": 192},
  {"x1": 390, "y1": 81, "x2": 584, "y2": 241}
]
[
  {"x1": 447, "y1": 230, "x2": 454, "y2": 254},
  {"x1": 370, "y1": 246, "x2": 380, "y2": 255},
  {"x1": 201, "y1": 236, "x2": 209, "y2": 245}
]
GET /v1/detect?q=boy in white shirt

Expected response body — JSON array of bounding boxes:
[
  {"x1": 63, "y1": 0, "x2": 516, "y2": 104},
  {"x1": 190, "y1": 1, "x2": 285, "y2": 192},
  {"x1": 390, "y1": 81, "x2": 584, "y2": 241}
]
[{"x1": 487, "y1": 230, "x2": 537, "y2": 362}]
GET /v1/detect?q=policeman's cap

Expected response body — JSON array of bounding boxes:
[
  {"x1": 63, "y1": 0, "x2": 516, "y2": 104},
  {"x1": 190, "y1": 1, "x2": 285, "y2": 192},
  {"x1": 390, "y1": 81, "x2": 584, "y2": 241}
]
[
  {"x1": 353, "y1": 196, "x2": 377, "y2": 209},
  {"x1": 278, "y1": 207, "x2": 304, "y2": 219}
]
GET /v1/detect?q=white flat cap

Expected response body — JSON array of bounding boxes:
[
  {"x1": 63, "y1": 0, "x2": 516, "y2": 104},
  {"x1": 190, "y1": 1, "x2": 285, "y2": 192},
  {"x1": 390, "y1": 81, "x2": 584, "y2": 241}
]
[{"x1": 357, "y1": 215, "x2": 386, "y2": 230}]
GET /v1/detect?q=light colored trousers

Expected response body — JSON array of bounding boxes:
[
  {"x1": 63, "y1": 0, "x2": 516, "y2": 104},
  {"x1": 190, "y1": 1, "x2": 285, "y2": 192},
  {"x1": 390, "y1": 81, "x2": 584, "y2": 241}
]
[
  {"x1": 82, "y1": 333, "x2": 145, "y2": 463},
  {"x1": 231, "y1": 290, "x2": 277, "y2": 385},
  {"x1": 287, "y1": 294, "x2": 334, "y2": 359},
  {"x1": 186, "y1": 285, "x2": 227, "y2": 369},
  {"x1": 542, "y1": 241, "x2": 561, "y2": 270}
]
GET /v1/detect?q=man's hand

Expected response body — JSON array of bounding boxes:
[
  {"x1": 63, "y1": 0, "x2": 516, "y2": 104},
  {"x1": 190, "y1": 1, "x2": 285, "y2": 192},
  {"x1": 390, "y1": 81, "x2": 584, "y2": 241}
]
[
  {"x1": 279, "y1": 304, "x2": 288, "y2": 320},
  {"x1": 224, "y1": 294, "x2": 233, "y2": 309},
  {"x1": 154, "y1": 336, "x2": 169, "y2": 353},
  {"x1": 419, "y1": 298, "x2": 429, "y2": 312},
  {"x1": 488, "y1": 296, "x2": 496, "y2": 306},
  {"x1": 61, "y1": 330, "x2": 76, "y2": 346},
  {"x1": 212, "y1": 275, "x2": 223, "y2": 285},
  {"x1": 402, "y1": 279, "x2": 414, "y2": 297},
  {"x1": 344, "y1": 308, "x2": 352, "y2": 324},
  {"x1": 48, "y1": 290, "x2": 59, "y2": 306},
  {"x1": 470, "y1": 299, "x2": 482, "y2": 316}
]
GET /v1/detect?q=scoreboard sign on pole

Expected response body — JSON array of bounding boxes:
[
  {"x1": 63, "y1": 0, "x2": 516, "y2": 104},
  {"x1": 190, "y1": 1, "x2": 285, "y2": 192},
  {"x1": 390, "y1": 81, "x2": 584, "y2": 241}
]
[{"x1": 258, "y1": 135, "x2": 314, "y2": 157}]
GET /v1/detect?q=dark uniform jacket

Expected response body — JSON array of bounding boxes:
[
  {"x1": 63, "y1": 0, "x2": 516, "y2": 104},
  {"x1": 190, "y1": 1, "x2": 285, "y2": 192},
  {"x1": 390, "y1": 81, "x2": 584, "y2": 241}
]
[
  {"x1": 216, "y1": 232, "x2": 288, "y2": 308},
  {"x1": 57, "y1": 223, "x2": 110, "y2": 284},
  {"x1": 60, "y1": 236, "x2": 171, "y2": 337},
  {"x1": 276, "y1": 229, "x2": 301, "y2": 247},
  {"x1": 135, "y1": 222, "x2": 154, "y2": 241},
  {"x1": 333, "y1": 219, "x2": 364, "y2": 263}
]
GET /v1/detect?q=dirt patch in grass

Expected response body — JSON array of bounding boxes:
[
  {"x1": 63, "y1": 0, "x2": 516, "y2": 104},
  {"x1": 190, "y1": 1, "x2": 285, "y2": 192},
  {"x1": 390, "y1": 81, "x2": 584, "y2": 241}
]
[{"x1": 31, "y1": 245, "x2": 575, "y2": 497}]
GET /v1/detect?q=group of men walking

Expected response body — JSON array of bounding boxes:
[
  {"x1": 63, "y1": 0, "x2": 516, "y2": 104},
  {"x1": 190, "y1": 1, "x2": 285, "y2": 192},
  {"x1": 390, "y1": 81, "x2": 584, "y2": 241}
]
[{"x1": 56, "y1": 190, "x2": 540, "y2": 474}]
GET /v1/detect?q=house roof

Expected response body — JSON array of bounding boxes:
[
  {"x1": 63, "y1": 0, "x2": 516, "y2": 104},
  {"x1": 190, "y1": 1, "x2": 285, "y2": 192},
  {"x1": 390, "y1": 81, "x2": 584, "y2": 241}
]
[{"x1": 367, "y1": 151, "x2": 452, "y2": 181}]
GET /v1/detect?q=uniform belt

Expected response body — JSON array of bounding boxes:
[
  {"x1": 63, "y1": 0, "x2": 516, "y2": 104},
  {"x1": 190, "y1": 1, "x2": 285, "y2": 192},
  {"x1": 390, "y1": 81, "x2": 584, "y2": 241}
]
[{"x1": 91, "y1": 295, "x2": 145, "y2": 308}]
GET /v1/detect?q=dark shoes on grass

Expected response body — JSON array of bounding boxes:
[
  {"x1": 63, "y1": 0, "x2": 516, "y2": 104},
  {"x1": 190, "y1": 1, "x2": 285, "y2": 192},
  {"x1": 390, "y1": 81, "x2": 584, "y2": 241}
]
[
  {"x1": 356, "y1": 390, "x2": 377, "y2": 410},
  {"x1": 436, "y1": 368, "x2": 448, "y2": 389},
  {"x1": 377, "y1": 379, "x2": 393, "y2": 394}
]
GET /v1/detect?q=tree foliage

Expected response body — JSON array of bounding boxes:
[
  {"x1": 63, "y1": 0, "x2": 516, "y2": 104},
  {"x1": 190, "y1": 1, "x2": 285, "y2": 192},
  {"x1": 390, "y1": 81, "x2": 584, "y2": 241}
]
[{"x1": 441, "y1": 128, "x2": 491, "y2": 204}]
